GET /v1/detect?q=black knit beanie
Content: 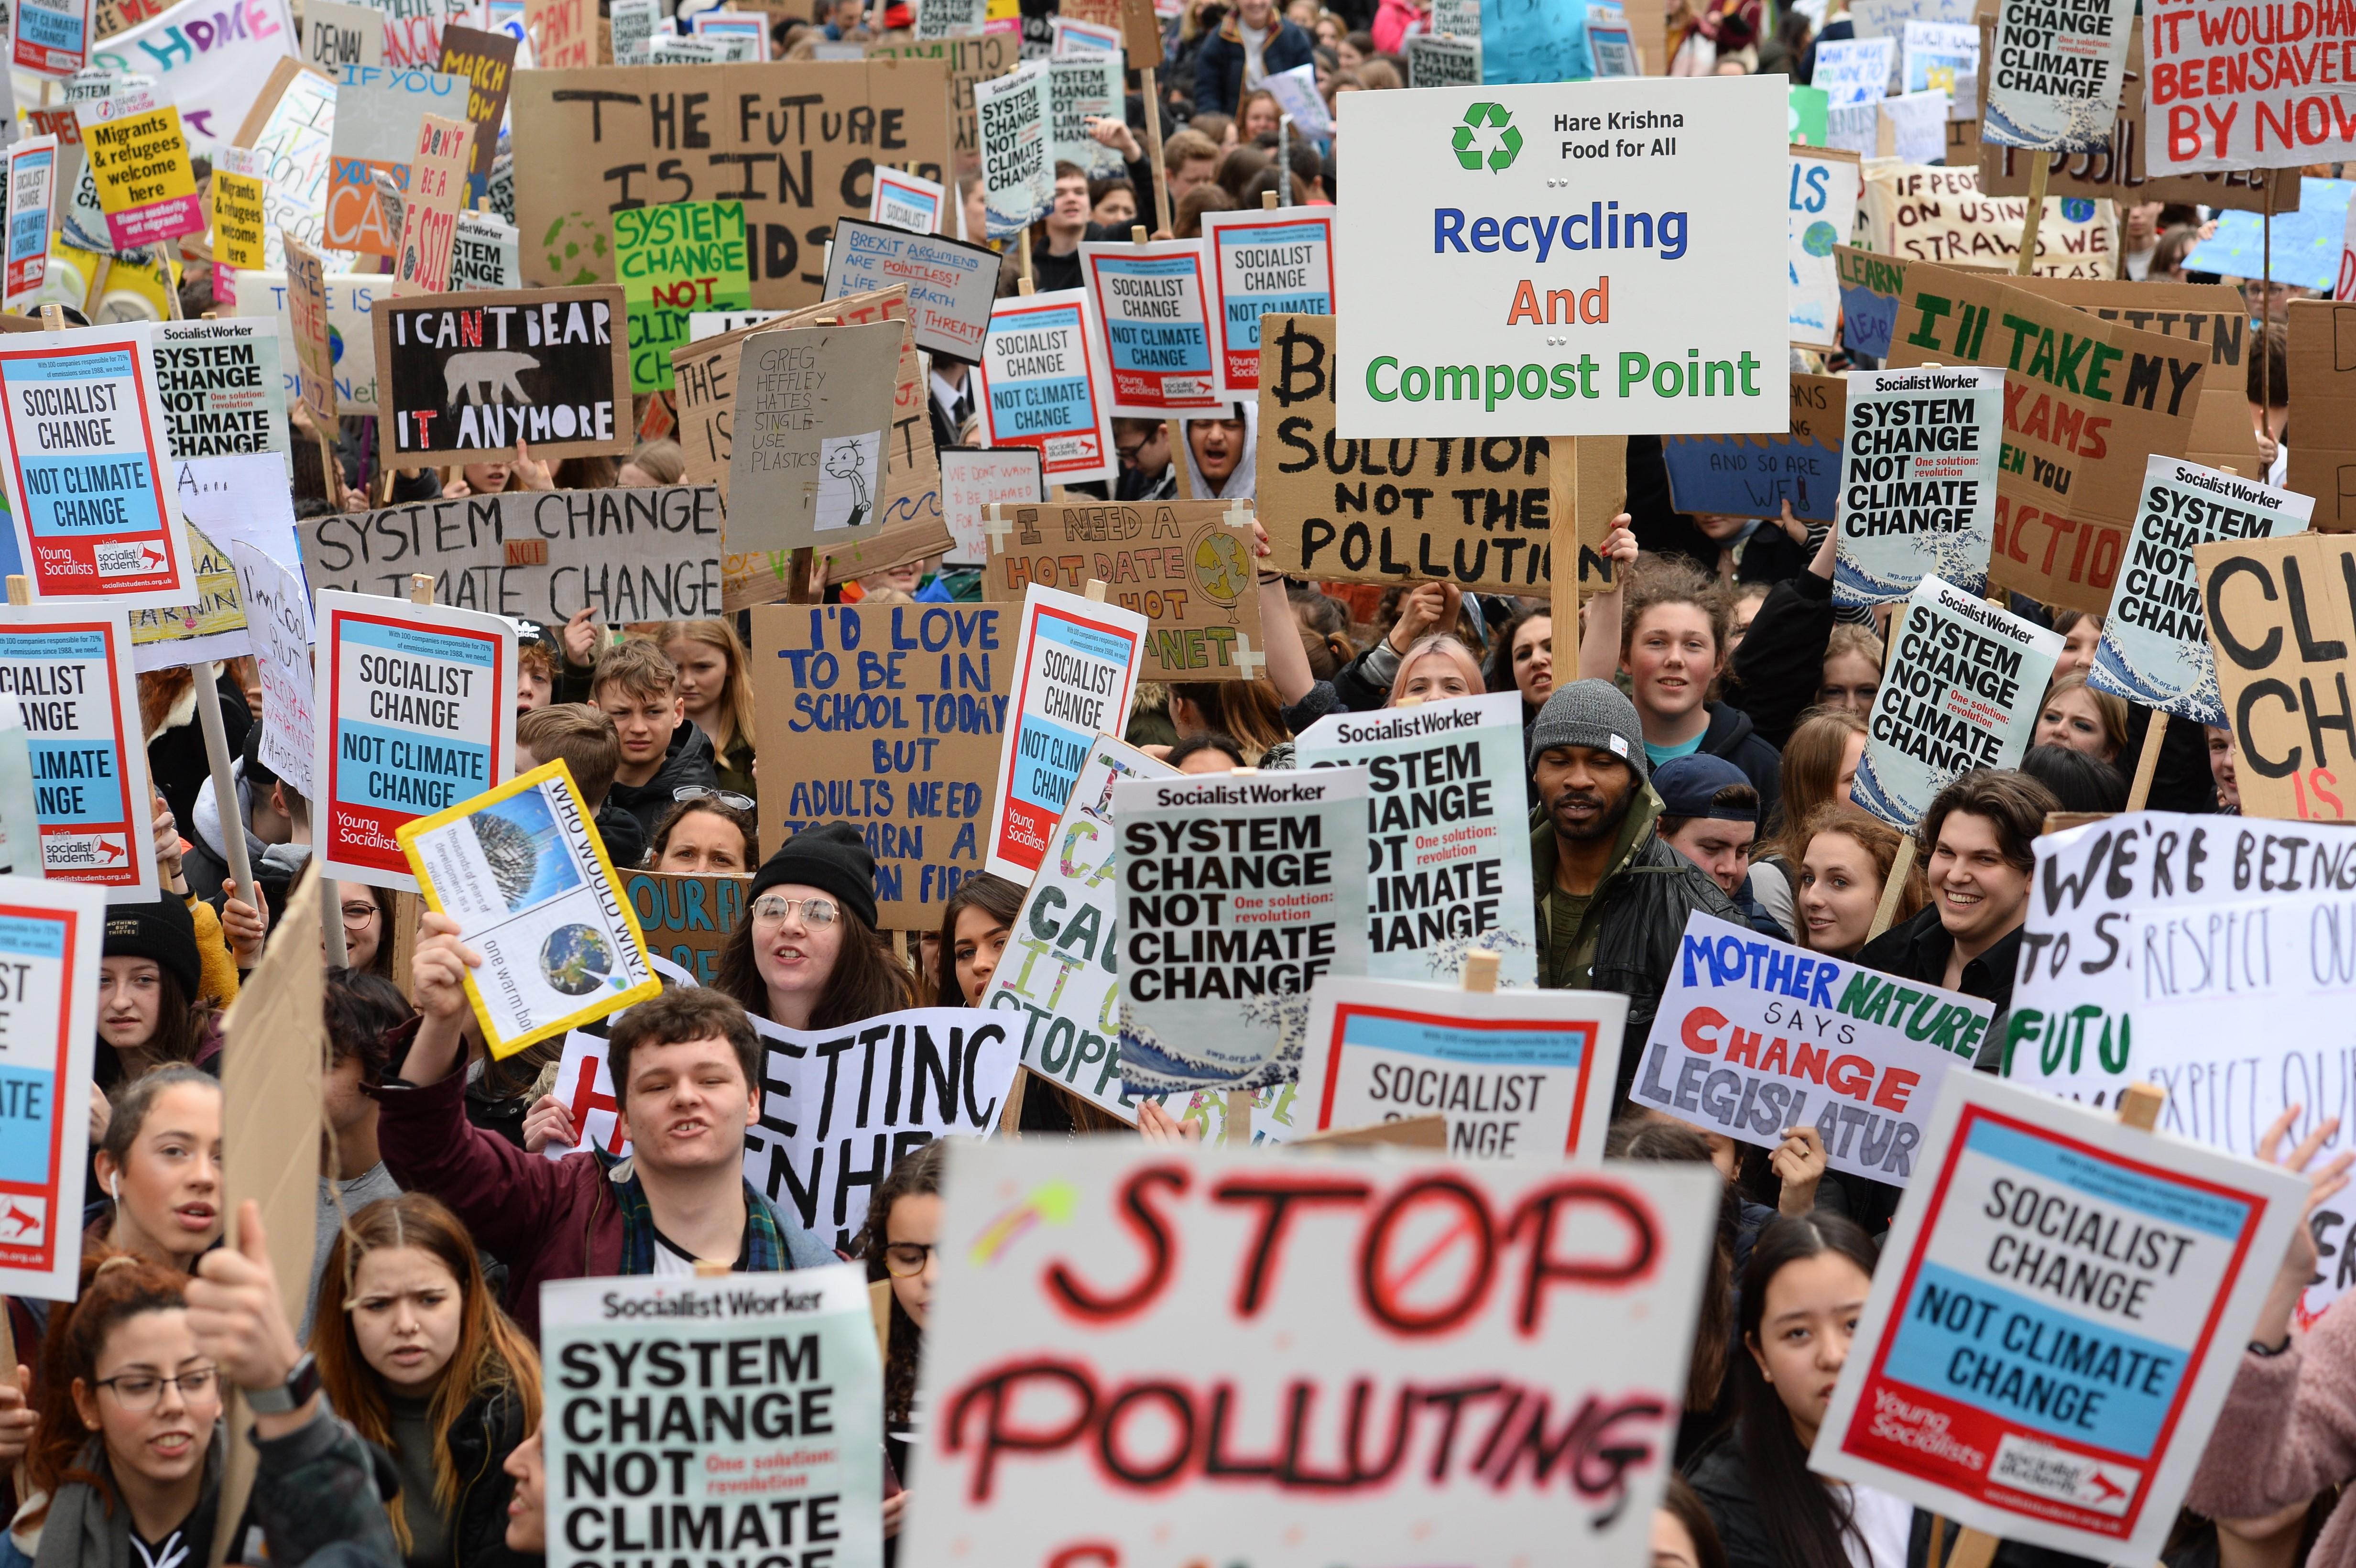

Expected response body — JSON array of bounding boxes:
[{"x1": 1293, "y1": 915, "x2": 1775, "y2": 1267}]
[
  {"x1": 748, "y1": 823, "x2": 879, "y2": 930},
  {"x1": 103, "y1": 897, "x2": 202, "y2": 1002}
]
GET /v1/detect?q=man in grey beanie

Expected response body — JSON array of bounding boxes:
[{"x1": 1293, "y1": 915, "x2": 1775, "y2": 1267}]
[{"x1": 1529, "y1": 678, "x2": 1740, "y2": 1100}]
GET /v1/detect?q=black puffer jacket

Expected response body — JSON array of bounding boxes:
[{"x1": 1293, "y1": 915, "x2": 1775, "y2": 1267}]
[
  {"x1": 607, "y1": 723, "x2": 721, "y2": 838},
  {"x1": 439, "y1": 1384, "x2": 534, "y2": 1568}
]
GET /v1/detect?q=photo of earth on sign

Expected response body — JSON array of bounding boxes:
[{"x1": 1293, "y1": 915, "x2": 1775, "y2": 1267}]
[{"x1": 540, "y1": 924, "x2": 617, "y2": 996}]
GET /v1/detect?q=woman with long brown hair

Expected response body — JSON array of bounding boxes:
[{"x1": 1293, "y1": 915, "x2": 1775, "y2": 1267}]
[
  {"x1": 311, "y1": 1193, "x2": 540, "y2": 1568},
  {"x1": 932, "y1": 874, "x2": 1023, "y2": 1007},
  {"x1": 715, "y1": 825, "x2": 918, "y2": 1031},
  {"x1": 660, "y1": 619, "x2": 759, "y2": 795},
  {"x1": 856, "y1": 1141, "x2": 944, "y2": 1553},
  {"x1": 1791, "y1": 804, "x2": 1926, "y2": 961}
]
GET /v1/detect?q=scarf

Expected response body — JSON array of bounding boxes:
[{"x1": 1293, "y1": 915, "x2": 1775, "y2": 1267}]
[
  {"x1": 30, "y1": 1430, "x2": 222, "y2": 1568},
  {"x1": 600, "y1": 1152, "x2": 793, "y2": 1274}
]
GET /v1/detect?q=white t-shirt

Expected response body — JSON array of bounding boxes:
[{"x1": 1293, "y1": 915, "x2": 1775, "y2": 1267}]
[
  {"x1": 651, "y1": 1226, "x2": 740, "y2": 1275},
  {"x1": 1240, "y1": 20, "x2": 1270, "y2": 86},
  {"x1": 1839, "y1": 1482, "x2": 1915, "y2": 1568}
]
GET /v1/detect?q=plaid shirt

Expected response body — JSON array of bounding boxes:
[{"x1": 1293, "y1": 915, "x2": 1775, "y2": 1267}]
[{"x1": 598, "y1": 1152, "x2": 797, "y2": 1274}]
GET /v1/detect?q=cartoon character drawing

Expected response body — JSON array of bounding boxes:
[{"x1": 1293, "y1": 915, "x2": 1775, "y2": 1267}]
[
  {"x1": 826, "y1": 440, "x2": 872, "y2": 530},
  {"x1": 444, "y1": 350, "x2": 538, "y2": 406}
]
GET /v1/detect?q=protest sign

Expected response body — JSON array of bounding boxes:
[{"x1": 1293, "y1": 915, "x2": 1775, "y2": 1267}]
[
  {"x1": 1080, "y1": 237, "x2": 1222, "y2": 418},
  {"x1": 1901, "y1": 18, "x2": 1975, "y2": 93},
  {"x1": 982, "y1": 500, "x2": 1268, "y2": 684},
  {"x1": 1811, "y1": 1071, "x2": 2305, "y2": 1560},
  {"x1": 229, "y1": 60, "x2": 336, "y2": 268},
  {"x1": 745, "y1": 1008, "x2": 1020, "y2": 1247},
  {"x1": 0, "y1": 875, "x2": 103, "y2": 1300},
  {"x1": 313, "y1": 589, "x2": 515, "y2": 893},
  {"x1": 18, "y1": 0, "x2": 95, "y2": 74},
  {"x1": 1113, "y1": 767, "x2": 1369, "y2": 1093},
  {"x1": 1049, "y1": 13, "x2": 1119, "y2": 54},
  {"x1": 870, "y1": 166, "x2": 946, "y2": 233},
  {"x1": 2144, "y1": 0, "x2": 2356, "y2": 173},
  {"x1": 1877, "y1": 91, "x2": 1953, "y2": 164},
  {"x1": 1853, "y1": 576, "x2": 2062, "y2": 828},
  {"x1": 400, "y1": 757, "x2": 658, "y2": 1056},
  {"x1": 613, "y1": 201, "x2": 752, "y2": 394},
  {"x1": 1407, "y1": 33, "x2": 1481, "y2": 86},
  {"x1": 127, "y1": 524, "x2": 248, "y2": 674},
  {"x1": 1789, "y1": 145, "x2": 1860, "y2": 352},
  {"x1": 915, "y1": 0, "x2": 984, "y2": 39},
  {"x1": 524, "y1": 0, "x2": 590, "y2": 66},
  {"x1": 1883, "y1": 265, "x2": 2210, "y2": 614},
  {"x1": 864, "y1": 33, "x2": 1015, "y2": 164},
  {"x1": 2184, "y1": 177, "x2": 2355, "y2": 294},
  {"x1": 726, "y1": 320, "x2": 904, "y2": 555},
  {"x1": 544, "y1": 1266, "x2": 883, "y2": 1568},
  {"x1": 689, "y1": 9, "x2": 767, "y2": 56},
  {"x1": 348, "y1": 0, "x2": 479, "y2": 68},
  {"x1": 305, "y1": 0, "x2": 385, "y2": 69},
  {"x1": 1336, "y1": 76, "x2": 1787, "y2": 438},
  {"x1": 1295, "y1": 692, "x2": 1540, "y2": 986},
  {"x1": 1816, "y1": 37, "x2": 1897, "y2": 103},
  {"x1": 1662, "y1": 373, "x2": 1844, "y2": 524},
  {"x1": 1047, "y1": 56, "x2": 1124, "y2": 179},
  {"x1": 511, "y1": 60, "x2": 953, "y2": 310},
  {"x1": 983, "y1": 585, "x2": 1147, "y2": 884},
  {"x1": 1476, "y1": 0, "x2": 1606, "y2": 81},
  {"x1": 1258, "y1": 313, "x2": 1559, "y2": 590},
  {"x1": 821, "y1": 218, "x2": 998, "y2": 362},
  {"x1": 974, "y1": 58, "x2": 1050, "y2": 240},
  {"x1": 1831, "y1": 365, "x2": 2003, "y2": 608},
  {"x1": 0, "y1": 710, "x2": 35, "y2": 883},
  {"x1": 1826, "y1": 101, "x2": 1879, "y2": 158},
  {"x1": 2089, "y1": 459, "x2": 2309, "y2": 729},
  {"x1": 1983, "y1": 0, "x2": 2133, "y2": 149},
  {"x1": 0, "y1": 607, "x2": 160, "y2": 901},
  {"x1": 372, "y1": 285, "x2": 629, "y2": 462},
  {"x1": 300, "y1": 485, "x2": 724, "y2": 626},
  {"x1": 0, "y1": 324, "x2": 199, "y2": 612},
  {"x1": 1862, "y1": 163, "x2": 2116, "y2": 278},
  {"x1": 278, "y1": 239, "x2": 337, "y2": 421},
  {"x1": 543, "y1": 1030, "x2": 622, "y2": 1159},
  {"x1": 1850, "y1": 0, "x2": 1975, "y2": 35},
  {"x1": 226, "y1": 541, "x2": 313, "y2": 795},
  {"x1": 1586, "y1": 3, "x2": 1639, "y2": 74},
  {"x1": 605, "y1": 0, "x2": 657, "y2": 61},
  {"x1": 74, "y1": 87, "x2": 201, "y2": 249},
  {"x1": 973, "y1": 286, "x2": 1115, "y2": 485},
  {"x1": 87, "y1": 0, "x2": 298, "y2": 154},
  {"x1": 434, "y1": 25, "x2": 513, "y2": 194},
  {"x1": 1299, "y1": 975, "x2": 1621, "y2": 1158},
  {"x1": 646, "y1": 32, "x2": 749, "y2": 63},
  {"x1": 2198, "y1": 532, "x2": 2356, "y2": 822},
  {"x1": 753, "y1": 601, "x2": 1005, "y2": 931},
  {"x1": 906, "y1": 1140, "x2": 1715, "y2": 1568},
  {"x1": 208, "y1": 149, "x2": 268, "y2": 275},
  {"x1": 939, "y1": 446, "x2": 1042, "y2": 565},
  {"x1": 3, "y1": 139, "x2": 60, "y2": 309},
  {"x1": 450, "y1": 211, "x2": 520, "y2": 291},
  {"x1": 325, "y1": 65, "x2": 467, "y2": 257},
  {"x1": 1202, "y1": 206, "x2": 1336, "y2": 397},
  {"x1": 1639, "y1": 909, "x2": 1989, "y2": 1181},
  {"x1": 620, "y1": 870, "x2": 743, "y2": 987},
  {"x1": 391, "y1": 112, "x2": 470, "y2": 292},
  {"x1": 2288, "y1": 299, "x2": 2356, "y2": 528},
  {"x1": 1790, "y1": 82, "x2": 1831, "y2": 145}
]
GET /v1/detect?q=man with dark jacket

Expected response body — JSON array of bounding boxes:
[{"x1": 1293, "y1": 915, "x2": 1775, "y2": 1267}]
[
  {"x1": 589, "y1": 639, "x2": 722, "y2": 838},
  {"x1": 1529, "y1": 679, "x2": 1742, "y2": 1100},
  {"x1": 1193, "y1": 0, "x2": 1316, "y2": 116}
]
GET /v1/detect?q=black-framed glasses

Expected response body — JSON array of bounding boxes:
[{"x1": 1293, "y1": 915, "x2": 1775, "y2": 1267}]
[
  {"x1": 883, "y1": 1242, "x2": 935, "y2": 1278},
  {"x1": 96, "y1": 1367, "x2": 220, "y2": 1408},
  {"x1": 674, "y1": 786, "x2": 755, "y2": 812}
]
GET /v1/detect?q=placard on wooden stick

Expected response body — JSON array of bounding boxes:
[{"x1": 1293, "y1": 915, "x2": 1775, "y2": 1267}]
[{"x1": 372, "y1": 285, "x2": 632, "y2": 464}]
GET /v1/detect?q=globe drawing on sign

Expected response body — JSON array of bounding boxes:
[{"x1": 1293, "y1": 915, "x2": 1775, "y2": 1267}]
[
  {"x1": 1191, "y1": 527, "x2": 1252, "y2": 606},
  {"x1": 539, "y1": 213, "x2": 611, "y2": 286},
  {"x1": 1803, "y1": 220, "x2": 1839, "y2": 257},
  {"x1": 541, "y1": 923, "x2": 616, "y2": 997}
]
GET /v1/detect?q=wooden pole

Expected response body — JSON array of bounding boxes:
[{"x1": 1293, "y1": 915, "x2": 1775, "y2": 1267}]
[
  {"x1": 386, "y1": 574, "x2": 437, "y2": 998},
  {"x1": 193, "y1": 673, "x2": 259, "y2": 920},
  {"x1": 2013, "y1": 157, "x2": 2050, "y2": 277},
  {"x1": 1866, "y1": 836, "x2": 1917, "y2": 940},
  {"x1": 2260, "y1": 181, "x2": 2274, "y2": 468},
  {"x1": 1017, "y1": 221, "x2": 1036, "y2": 291},
  {"x1": 322, "y1": 879, "x2": 349, "y2": 966},
  {"x1": 1140, "y1": 64, "x2": 1174, "y2": 235},
  {"x1": 1225, "y1": 1088, "x2": 1252, "y2": 1145},
  {"x1": 153, "y1": 242, "x2": 181, "y2": 318},
  {"x1": 1461, "y1": 947, "x2": 1499, "y2": 992},
  {"x1": 2125, "y1": 711, "x2": 2165, "y2": 812},
  {"x1": 6, "y1": 576, "x2": 25, "y2": 605}
]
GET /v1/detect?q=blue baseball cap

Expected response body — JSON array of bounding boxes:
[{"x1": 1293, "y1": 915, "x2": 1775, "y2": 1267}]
[{"x1": 1652, "y1": 754, "x2": 1756, "y2": 820}]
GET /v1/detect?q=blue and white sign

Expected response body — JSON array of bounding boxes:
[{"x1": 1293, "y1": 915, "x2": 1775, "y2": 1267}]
[
  {"x1": 1201, "y1": 206, "x2": 1336, "y2": 396},
  {"x1": 975, "y1": 287, "x2": 1117, "y2": 485}
]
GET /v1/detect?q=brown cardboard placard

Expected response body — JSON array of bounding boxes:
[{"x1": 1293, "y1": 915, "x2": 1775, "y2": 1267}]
[
  {"x1": 391, "y1": 113, "x2": 474, "y2": 294},
  {"x1": 2198, "y1": 531, "x2": 2356, "y2": 822},
  {"x1": 370, "y1": 285, "x2": 632, "y2": 463},
  {"x1": 2288, "y1": 299, "x2": 2356, "y2": 532},
  {"x1": 724, "y1": 318, "x2": 905, "y2": 556},
  {"x1": 436, "y1": 25, "x2": 518, "y2": 190},
  {"x1": 1256, "y1": 313, "x2": 1556, "y2": 594},
  {"x1": 622, "y1": 868, "x2": 745, "y2": 986},
  {"x1": 980, "y1": 500, "x2": 1270, "y2": 683},
  {"x1": 284, "y1": 233, "x2": 337, "y2": 424},
  {"x1": 510, "y1": 60, "x2": 954, "y2": 311},
  {"x1": 865, "y1": 33, "x2": 1018, "y2": 165},
  {"x1": 751, "y1": 599, "x2": 1007, "y2": 929},
  {"x1": 1884, "y1": 263, "x2": 2209, "y2": 615},
  {"x1": 1862, "y1": 162, "x2": 2118, "y2": 279},
  {"x1": 525, "y1": 0, "x2": 594, "y2": 67}
]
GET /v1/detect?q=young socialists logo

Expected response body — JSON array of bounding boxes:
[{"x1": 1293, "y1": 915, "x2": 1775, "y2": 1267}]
[{"x1": 1452, "y1": 102, "x2": 1522, "y2": 172}]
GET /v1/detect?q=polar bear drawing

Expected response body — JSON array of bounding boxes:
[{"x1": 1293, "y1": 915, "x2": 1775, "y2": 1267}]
[{"x1": 444, "y1": 350, "x2": 538, "y2": 407}]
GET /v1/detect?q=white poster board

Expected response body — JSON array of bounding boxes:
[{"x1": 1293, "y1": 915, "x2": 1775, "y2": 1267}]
[
  {"x1": 1831, "y1": 366, "x2": 2005, "y2": 607},
  {"x1": 225, "y1": 542, "x2": 316, "y2": 797},
  {"x1": 1984, "y1": 0, "x2": 2134, "y2": 150},
  {"x1": 983, "y1": 585, "x2": 1148, "y2": 885},
  {"x1": 1202, "y1": 204, "x2": 1337, "y2": 397},
  {"x1": 0, "y1": 875, "x2": 102, "y2": 1301},
  {"x1": 1789, "y1": 145, "x2": 1861, "y2": 352},
  {"x1": 938, "y1": 445, "x2": 1043, "y2": 565},
  {"x1": 1080, "y1": 236, "x2": 1222, "y2": 419},
  {"x1": 0, "y1": 604, "x2": 160, "y2": 903},
  {"x1": 974, "y1": 287, "x2": 1117, "y2": 486}
]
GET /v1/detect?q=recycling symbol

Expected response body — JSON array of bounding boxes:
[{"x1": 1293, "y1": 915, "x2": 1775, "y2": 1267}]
[{"x1": 1451, "y1": 102, "x2": 1522, "y2": 173}]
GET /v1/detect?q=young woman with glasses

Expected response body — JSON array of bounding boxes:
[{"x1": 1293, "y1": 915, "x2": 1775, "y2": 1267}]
[
  {"x1": 855, "y1": 1141, "x2": 943, "y2": 1557},
  {"x1": 335, "y1": 884, "x2": 397, "y2": 978},
  {"x1": 715, "y1": 824, "x2": 917, "y2": 1031}
]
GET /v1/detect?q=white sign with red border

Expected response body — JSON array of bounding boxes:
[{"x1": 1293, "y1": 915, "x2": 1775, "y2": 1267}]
[
  {"x1": 0, "y1": 874, "x2": 103, "y2": 1301},
  {"x1": 870, "y1": 166, "x2": 945, "y2": 234},
  {"x1": 1811, "y1": 1070, "x2": 2305, "y2": 1560},
  {"x1": 975, "y1": 287, "x2": 1117, "y2": 485},
  {"x1": 1202, "y1": 205, "x2": 1337, "y2": 397},
  {"x1": 1080, "y1": 237, "x2": 1223, "y2": 418},
  {"x1": 984, "y1": 583, "x2": 1148, "y2": 883},
  {"x1": 0, "y1": 605, "x2": 161, "y2": 903}
]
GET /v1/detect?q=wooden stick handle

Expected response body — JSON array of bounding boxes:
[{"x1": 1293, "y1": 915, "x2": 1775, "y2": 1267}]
[
  {"x1": 1866, "y1": 834, "x2": 1917, "y2": 940},
  {"x1": 2126, "y1": 709, "x2": 2165, "y2": 812}
]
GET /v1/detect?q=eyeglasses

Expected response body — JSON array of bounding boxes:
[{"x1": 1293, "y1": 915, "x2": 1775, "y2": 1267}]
[
  {"x1": 752, "y1": 895, "x2": 838, "y2": 928},
  {"x1": 1115, "y1": 437, "x2": 1148, "y2": 462},
  {"x1": 882, "y1": 1242, "x2": 935, "y2": 1277},
  {"x1": 340, "y1": 902, "x2": 380, "y2": 926},
  {"x1": 673, "y1": 786, "x2": 755, "y2": 812},
  {"x1": 96, "y1": 1366, "x2": 220, "y2": 1408}
]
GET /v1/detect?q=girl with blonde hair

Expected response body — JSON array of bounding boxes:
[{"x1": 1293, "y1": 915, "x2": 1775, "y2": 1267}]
[{"x1": 660, "y1": 619, "x2": 758, "y2": 795}]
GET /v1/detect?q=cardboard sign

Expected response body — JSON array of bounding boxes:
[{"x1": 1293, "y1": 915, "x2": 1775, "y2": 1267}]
[
  {"x1": 128, "y1": 523, "x2": 249, "y2": 674},
  {"x1": 450, "y1": 210, "x2": 520, "y2": 290},
  {"x1": 1883, "y1": 265, "x2": 2210, "y2": 614},
  {"x1": 1300, "y1": 975, "x2": 1622, "y2": 1158},
  {"x1": 1294, "y1": 693, "x2": 1540, "y2": 986},
  {"x1": 434, "y1": 25, "x2": 514, "y2": 192},
  {"x1": 325, "y1": 65, "x2": 468, "y2": 257},
  {"x1": 820, "y1": 218, "x2": 999, "y2": 362},
  {"x1": 1639, "y1": 909, "x2": 1990, "y2": 1181},
  {"x1": 984, "y1": 585, "x2": 1148, "y2": 884},
  {"x1": 313, "y1": 590, "x2": 515, "y2": 893},
  {"x1": 17, "y1": 0, "x2": 95, "y2": 74},
  {"x1": 752, "y1": 601, "x2": 1005, "y2": 931},
  {"x1": 939, "y1": 445, "x2": 1042, "y2": 565},
  {"x1": 1406, "y1": 32, "x2": 1481, "y2": 86},
  {"x1": 1789, "y1": 146, "x2": 1861, "y2": 352},
  {"x1": 279, "y1": 237, "x2": 337, "y2": 422},
  {"x1": 0, "y1": 606, "x2": 160, "y2": 901},
  {"x1": 982, "y1": 500, "x2": 1269, "y2": 684},
  {"x1": 976, "y1": 57, "x2": 1052, "y2": 239},
  {"x1": 613, "y1": 201, "x2": 752, "y2": 394},
  {"x1": 524, "y1": 0, "x2": 590, "y2": 66},
  {"x1": 1662, "y1": 373, "x2": 1844, "y2": 525},
  {"x1": 300, "y1": 484, "x2": 724, "y2": 625},
  {"x1": 305, "y1": 0, "x2": 385, "y2": 70},
  {"x1": 864, "y1": 33, "x2": 1015, "y2": 164},
  {"x1": 1853, "y1": 575, "x2": 2062, "y2": 829},
  {"x1": 1113, "y1": 768, "x2": 1370, "y2": 1093},
  {"x1": 391, "y1": 112, "x2": 470, "y2": 292},
  {"x1": 1830, "y1": 365, "x2": 2004, "y2": 607},
  {"x1": 2198, "y1": 532, "x2": 2356, "y2": 822},
  {"x1": 1257, "y1": 313, "x2": 1562, "y2": 591},
  {"x1": 2287, "y1": 298, "x2": 2356, "y2": 529},
  {"x1": 226, "y1": 541, "x2": 314, "y2": 796},
  {"x1": 1863, "y1": 162, "x2": 2116, "y2": 278},
  {"x1": 400, "y1": 757, "x2": 659, "y2": 1056},
  {"x1": 905, "y1": 1141, "x2": 1716, "y2": 1568},
  {"x1": 619, "y1": 870, "x2": 743, "y2": 988},
  {"x1": 1812, "y1": 1072, "x2": 2304, "y2": 1560},
  {"x1": 869, "y1": 166, "x2": 945, "y2": 234},
  {"x1": 3, "y1": 140, "x2": 60, "y2": 309},
  {"x1": 373, "y1": 285, "x2": 629, "y2": 462},
  {"x1": 544, "y1": 1267, "x2": 883, "y2": 1568},
  {"x1": 726, "y1": 320, "x2": 904, "y2": 555},
  {"x1": 0, "y1": 324, "x2": 199, "y2": 612},
  {"x1": 2143, "y1": 0, "x2": 2356, "y2": 173},
  {"x1": 1816, "y1": 36, "x2": 1896, "y2": 102},
  {"x1": 207, "y1": 151, "x2": 268, "y2": 275},
  {"x1": 745, "y1": 1008, "x2": 1020, "y2": 1249},
  {"x1": 511, "y1": 61, "x2": 953, "y2": 311},
  {"x1": 1337, "y1": 76, "x2": 1787, "y2": 438},
  {"x1": 1080, "y1": 238, "x2": 1222, "y2": 418},
  {"x1": 0, "y1": 875, "x2": 103, "y2": 1300},
  {"x1": 689, "y1": 9, "x2": 768, "y2": 57},
  {"x1": 1982, "y1": 0, "x2": 2132, "y2": 150},
  {"x1": 1201, "y1": 206, "x2": 1336, "y2": 398},
  {"x1": 2089, "y1": 459, "x2": 2310, "y2": 728},
  {"x1": 75, "y1": 89, "x2": 202, "y2": 248},
  {"x1": 974, "y1": 286, "x2": 1115, "y2": 486}
]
